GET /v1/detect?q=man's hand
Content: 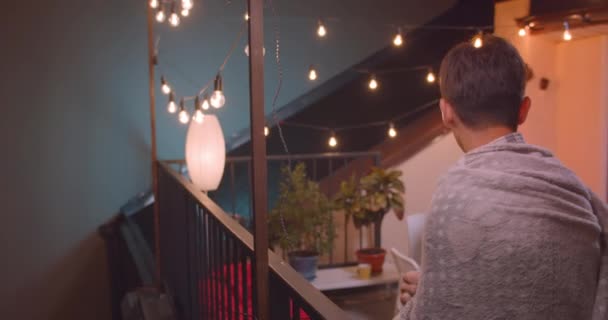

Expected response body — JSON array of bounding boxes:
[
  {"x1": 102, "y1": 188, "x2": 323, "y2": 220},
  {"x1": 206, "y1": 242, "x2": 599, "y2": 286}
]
[{"x1": 400, "y1": 271, "x2": 420, "y2": 305}]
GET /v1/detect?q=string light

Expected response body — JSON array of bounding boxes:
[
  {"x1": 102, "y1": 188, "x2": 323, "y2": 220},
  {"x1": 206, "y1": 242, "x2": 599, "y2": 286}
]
[
  {"x1": 149, "y1": 0, "x2": 159, "y2": 9},
  {"x1": 181, "y1": 8, "x2": 190, "y2": 17},
  {"x1": 317, "y1": 20, "x2": 327, "y2": 38},
  {"x1": 201, "y1": 94, "x2": 210, "y2": 110},
  {"x1": 193, "y1": 96, "x2": 205, "y2": 124},
  {"x1": 161, "y1": 76, "x2": 171, "y2": 95},
  {"x1": 473, "y1": 32, "x2": 483, "y2": 48},
  {"x1": 388, "y1": 123, "x2": 397, "y2": 138},
  {"x1": 328, "y1": 132, "x2": 338, "y2": 148},
  {"x1": 426, "y1": 69, "x2": 436, "y2": 83},
  {"x1": 182, "y1": 0, "x2": 193, "y2": 10},
  {"x1": 169, "y1": 3, "x2": 180, "y2": 27},
  {"x1": 167, "y1": 92, "x2": 177, "y2": 114},
  {"x1": 155, "y1": 8, "x2": 166, "y2": 23},
  {"x1": 244, "y1": 12, "x2": 249, "y2": 21},
  {"x1": 244, "y1": 45, "x2": 266, "y2": 57},
  {"x1": 368, "y1": 75, "x2": 379, "y2": 90},
  {"x1": 210, "y1": 74, "x2": 226, "y2": 109},
  {"x1": 563, "y1": 21, "x2": 572, "y2": 41},
  {"x1": 308, "y1": 65, "x2": 318, "y2": 81},
  {"x1": 518, "y1": 26, "x2": 528, "y2": 37},
  {"x1": 178, "y1": 99, "x2": 189, "y2": 124},
  {"x1": 264, "y1": 126, "x2": 270, "y2": 137},
  {"x1": 393, "y1": 28, "x2": 404, "y2": 47}
]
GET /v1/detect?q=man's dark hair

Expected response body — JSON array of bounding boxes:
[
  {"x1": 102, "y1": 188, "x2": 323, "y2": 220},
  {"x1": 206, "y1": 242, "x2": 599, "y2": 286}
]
[{"x1": 439, "y1": 35, "x2": 526, "y2": 130}]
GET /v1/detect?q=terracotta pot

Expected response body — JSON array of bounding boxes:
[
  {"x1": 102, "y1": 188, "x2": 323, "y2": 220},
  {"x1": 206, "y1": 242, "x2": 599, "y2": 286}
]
[{"x1": 356, "y1": 248, "x2": 386, "y2": 273}]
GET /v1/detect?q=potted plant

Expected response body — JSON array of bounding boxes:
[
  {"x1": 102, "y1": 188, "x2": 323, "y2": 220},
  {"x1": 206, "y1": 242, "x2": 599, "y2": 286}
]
[
  {"x1": 335, "y1": 167, "x2": 405, "y2": 273},
  {"x1": 269, "y1": 163, "x2": 335, "y2": 280}
]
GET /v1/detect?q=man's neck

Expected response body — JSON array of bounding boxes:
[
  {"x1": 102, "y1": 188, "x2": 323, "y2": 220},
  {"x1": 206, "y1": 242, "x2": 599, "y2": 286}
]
[{"x1": 456, "y1": 126, "x2": 515, "y2": 153}]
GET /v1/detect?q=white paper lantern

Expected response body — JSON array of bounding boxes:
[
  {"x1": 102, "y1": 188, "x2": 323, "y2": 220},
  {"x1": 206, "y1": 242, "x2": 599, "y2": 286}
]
[{"x1": 185, "y1": 115, "x2": 226, "y2": 191}]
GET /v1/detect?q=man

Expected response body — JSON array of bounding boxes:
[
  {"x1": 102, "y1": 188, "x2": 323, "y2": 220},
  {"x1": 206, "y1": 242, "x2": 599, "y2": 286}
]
[{"x1": 395, "y1": 35, "x2": 608, "y2": 320}]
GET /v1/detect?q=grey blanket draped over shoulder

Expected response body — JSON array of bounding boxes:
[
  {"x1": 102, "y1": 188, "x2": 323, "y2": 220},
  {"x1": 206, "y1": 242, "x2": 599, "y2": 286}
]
[{"x1": 398, "y1": 133, "x2": 608, "y2": 320}]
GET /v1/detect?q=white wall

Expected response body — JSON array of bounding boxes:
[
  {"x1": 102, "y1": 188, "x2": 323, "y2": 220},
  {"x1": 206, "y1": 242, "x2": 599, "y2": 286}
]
[
  {"x1": 495, "y1": 0, "x2": 608, "y2": 199},
  {"x1": 382, "y1": 134, "x2": 463, "y2": 257}
]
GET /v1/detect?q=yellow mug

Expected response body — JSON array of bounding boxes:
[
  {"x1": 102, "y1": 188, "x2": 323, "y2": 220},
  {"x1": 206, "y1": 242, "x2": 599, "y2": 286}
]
[{"x1": 356, "y1": 263, "x2": 372, "y2": 279}]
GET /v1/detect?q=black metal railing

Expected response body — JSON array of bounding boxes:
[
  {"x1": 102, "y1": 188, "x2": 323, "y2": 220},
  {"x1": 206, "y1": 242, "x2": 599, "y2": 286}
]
[
  {"x1": 168, "y1": 151, "x2": 383, "y2": 268},
  {"x1": 158, "y1": 161, "x2": 347, "y2": 320}
]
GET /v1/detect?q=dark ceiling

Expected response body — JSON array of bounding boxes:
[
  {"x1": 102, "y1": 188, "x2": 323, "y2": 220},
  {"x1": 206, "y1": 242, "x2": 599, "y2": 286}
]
[{"x1": 231, "y1": 0, "x2": 494, "y2": 156}]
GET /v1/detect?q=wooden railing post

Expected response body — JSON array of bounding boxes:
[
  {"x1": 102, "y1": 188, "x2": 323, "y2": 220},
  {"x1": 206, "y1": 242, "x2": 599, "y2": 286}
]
[{"x1": 247, "y1": 0, "x2": 269, "y2": 319}]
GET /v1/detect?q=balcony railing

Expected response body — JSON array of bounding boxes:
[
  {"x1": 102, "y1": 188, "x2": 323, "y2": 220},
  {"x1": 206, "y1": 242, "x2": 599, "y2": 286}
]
[{"x1": 157, "y1": 161, "x2": 348, "y2": 319}]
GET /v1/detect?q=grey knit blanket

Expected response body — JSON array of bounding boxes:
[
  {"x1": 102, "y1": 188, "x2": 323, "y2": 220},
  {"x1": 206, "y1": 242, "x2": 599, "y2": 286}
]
[{"x1": 397, "y1": 133, "x2": 608, "y2": 320}]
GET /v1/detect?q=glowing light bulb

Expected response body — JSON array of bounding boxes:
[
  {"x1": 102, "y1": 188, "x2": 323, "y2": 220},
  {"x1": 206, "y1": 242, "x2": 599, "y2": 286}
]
[
  {"x1": 201, "y1": 95, "x2": 210, "y2": 110},
  {"x1": 426, "y1": 70, "x2": 436, "y2": 83},
  {"x1": 210, "y1": 74, "x2": 226, "y2": 108},
  {"x1": 210, "y1": 91, "x2": 225, "y2": 109},
  {"x1": 181, "y1": 8, "x2": 190, "y2": 17},
  {"x1": 178, "y1": 99, "x2": 189, "y2": 124},
  {"x1": 156, "y1": 9, "x2": 166, "y2": 23},
  {"x1": 264, "y1": 126, "x2": 270, "y2": 137},
  {"x1": 563, "y1": 22, "x2": 572, "y2": 41},
  {"x1": 169, "y1": 4, "x2": 180, "y2": 27},
  {"x1": 308, "y1": 66, "x2": 317, "y2": 81},
  {"x1": 193, "y1": 109, "x2": 204, "y2": 123},
  {"x1": 150, "y1": 0, "x2": 159, "y2": 9},
  {"x1": 182, "y1": 0, "x2": 193, "y2": 10},
  {"x1": 317, "y1": 21, "x2": 327, "y2": 38},
  {"x1": 244, "y1": 12, "x2": 249, "y2": 21},
  {"x1": 161, "y1": 76, "x2": 171, "y2": 95},
  {"x1": 368, "y1": 76, "x2": 378, "y2": 90},
  {"x1": 473, "y1": 33, "x2": 483, "y2": 48},
  {"x1": 328, "y1": 133, "x2": 338, "y2": 148},
  {"x1": 518, "y1": 27, "x2": 527, "y2": 37},
  {"x1": 193, "y1": 97, "x2": 204, "y2": 124},
  {"x1": 167, "y1": 93, "x2": 177, "y2": 113},
  {"x1": 388, "y1": 124, "x2": 397, "y2": 138},
  {"x1": 179, "y1": 110, "x2": 189, "y2": 124},
  {"x1": 393, "y1": 29, "x2": 403, "y2": 47}
]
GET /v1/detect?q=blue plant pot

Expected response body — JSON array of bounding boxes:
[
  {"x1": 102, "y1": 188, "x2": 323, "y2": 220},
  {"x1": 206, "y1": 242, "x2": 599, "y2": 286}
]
[{"x1": 288, "y1": 251, "x2": 319, "y2": 281}]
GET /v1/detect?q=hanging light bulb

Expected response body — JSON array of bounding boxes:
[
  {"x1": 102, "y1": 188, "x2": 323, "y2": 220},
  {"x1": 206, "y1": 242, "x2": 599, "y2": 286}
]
[
  {"x1": 518, "y1": 26, "x2": 527, "y2": 37},
  {"x1": 393, "y1": 28, "x2": 403, "y2": 47},
  {"x1": 426, "y1": 68, "x2": 436, "y2": 83},
  {"x1": 264, "y1": 126, "x2": 270, "y2": 137},
  {"x1": 182, "y1": 0, "x2": 193, "y2": 10},
  {"x1": 150, "y1": 0, "x2": 159, "y2": 9},
  {"x1": 155, "y1": 7, "x2": 166, "y2": 23},
  {"x1": 328, "y1": 132, "x2": 338, "y2": 148},
  {"x1": 210, "y1": 74, "x2": 226, "y2": 109},
  {"x1": 317, "y1": 20, "x2": 327, "y2": 38},
  {"x1": 161, "y1": 76, "x2": 171, "y2": 95},
  {"x1": 167, "y1": 92, "x2": 177, "y2": 114},
  {"x1": 201, "y1": 94, "x2": 210, "y2": 110},
  {"x1": 178, "y1": 99, "x2": 189, "y2": 124},
  {"x1": 388, "y1": 123, "x2": 397, "y2": 138},
  {"x1": 169, "y1": 3, "x2": 180, "y2": 27},
  {"x1": 308, "y1": 65, "x2": 318, "y2": 81},
  {"x1": 244, "y1": 12, "x2": 250, "y2": 21},
  {"x1": 473, "y1": 32, "x2": 483, "y2": 48},
  {"x1": 193, "y1": 97, "x2": 205, "y2": 124},
  {"x1": 368, "y1": 75, "x2": 379, "y2": 90},
  {"x1": 563, "y1": 21, "x2": 572, "y2": 41},
  {"x1": 181, "y1": 8, "x2": 190, "y2": 17}
]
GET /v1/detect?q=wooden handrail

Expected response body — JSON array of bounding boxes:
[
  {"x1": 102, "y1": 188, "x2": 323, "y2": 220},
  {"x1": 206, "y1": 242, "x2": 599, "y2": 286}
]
[{"x1": 158, "y1": 161, "x2": 348, "y2": 319}]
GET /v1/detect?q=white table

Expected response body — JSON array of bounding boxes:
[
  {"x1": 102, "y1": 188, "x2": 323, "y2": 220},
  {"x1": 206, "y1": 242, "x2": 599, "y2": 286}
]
[{"x1": 311, "y1": 262, "x2": 400, "y2": 292}]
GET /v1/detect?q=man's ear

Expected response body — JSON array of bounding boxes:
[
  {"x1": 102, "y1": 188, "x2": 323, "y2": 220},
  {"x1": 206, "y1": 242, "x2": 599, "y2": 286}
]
[
  {"x1": 518, "y1": 96, "x2": 531, "y2": 126},
  {"x1": 439, "y1": 98, "x2": 456, "y2": 128}
]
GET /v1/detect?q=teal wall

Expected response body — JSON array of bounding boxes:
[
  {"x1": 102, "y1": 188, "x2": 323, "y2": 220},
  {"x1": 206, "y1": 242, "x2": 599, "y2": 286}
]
[{"x1": 0, "y1": 0, "x2": 454, "y2": 318}]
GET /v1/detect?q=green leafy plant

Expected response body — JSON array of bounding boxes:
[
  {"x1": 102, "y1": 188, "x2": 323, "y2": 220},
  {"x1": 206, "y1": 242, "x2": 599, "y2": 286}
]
[
  {"x1": 268, "y1": 163, "x2": 335, "y2": 255},
  {"x1": 335, "y1": 167, "x2": 405, "y2": 228}
]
